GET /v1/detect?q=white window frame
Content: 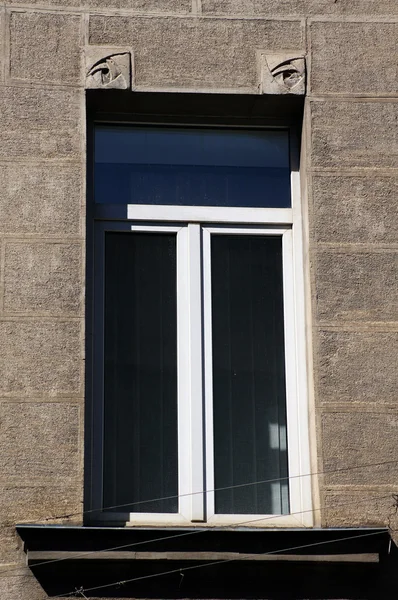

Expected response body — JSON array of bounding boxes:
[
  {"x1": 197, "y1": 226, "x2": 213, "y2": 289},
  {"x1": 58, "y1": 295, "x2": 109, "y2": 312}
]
[
  {"x1": 202, "y1": 225, "x2": 302, "y2": 527},
  {"x1": 91, "y1": 126, "x2": 312, "y2": 528}
]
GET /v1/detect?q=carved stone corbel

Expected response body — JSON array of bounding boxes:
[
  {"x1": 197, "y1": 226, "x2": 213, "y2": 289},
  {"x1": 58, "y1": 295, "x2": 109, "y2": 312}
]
[
  {"x1": 260, "y1": 53, "x2": 306, "y2": 96},
  {"x1": 85, "y1": 47, "x2": 133, "y2": 90}
]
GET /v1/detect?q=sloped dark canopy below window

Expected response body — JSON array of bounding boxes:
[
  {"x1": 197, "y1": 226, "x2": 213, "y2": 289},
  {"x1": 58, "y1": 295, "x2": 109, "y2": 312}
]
[{"x1": 16, "y1": 525, "x2": 398, "y2": 599}]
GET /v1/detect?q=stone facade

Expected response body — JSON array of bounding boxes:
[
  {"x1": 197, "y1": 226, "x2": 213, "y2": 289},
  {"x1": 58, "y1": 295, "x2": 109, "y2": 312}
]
[{"x1": 0, "y1": 1, "x2": 397, "y2": 598}]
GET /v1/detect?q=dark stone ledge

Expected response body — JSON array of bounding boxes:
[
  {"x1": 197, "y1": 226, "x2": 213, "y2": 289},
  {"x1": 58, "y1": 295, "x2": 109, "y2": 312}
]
[{"x1": 16, "y1": 525, "x2": 398, "y2": 599}]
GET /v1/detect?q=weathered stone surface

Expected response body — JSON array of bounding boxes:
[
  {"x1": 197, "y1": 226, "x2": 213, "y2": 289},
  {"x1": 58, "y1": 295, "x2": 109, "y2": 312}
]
[
  {"x1": 85, "y1": 0, "x2": 189, "y2": 9},
  {"x1": 0, "y1": 526, "x2": 23, "y2": 564},
  {"x1": 4, "y1": 242, "x2": 83, "y2": 315},
  {"x1": 0, "y1": 87, "x2": 82, "y2": 160},
  {"x1": 0, "y1": 164, "x2": 82, "y2": 236},
  {"x1": 9, "y1": 0, "x2": 78, "y2": 5},
  {"x1": 89, "y1": 16, "x2": 303, "y2": 90},
  {"x1": 323, "y1": 490, "x2": 395, "y2": 528},
  {"x1": 314, "y1": 251, "x2": 398, "y2": 322},
  {"x1": 202, "y1": 0, "x2": 398, "y2": 15},
  {"x1": 317, "y1": 331, "x2": 398, "y2": 404},
  {"x1": 311, "y1": 176, "x2": 398, "y2": 244},
  {"x1": 0, "y1": 403, "x2": 80, "y2": 479},
  {"x1": 0, "y1": 483, "x2": 82, "y2": 569},
  {"x1": 322, "y1": 411, "x2": 398, "y2": 485},
  {"x1": 0, "y1": 483, "x2": 82, "y2": 525},
  {"x1": 310, "y1": 22, "x2": 398, "y2": 96},
  {"x1": 0, "y1": 9, "x2": 4, "y2": 85},
  {"x1": 0, "y1": 321, "x2": 82, "y2": 396},
  {"x1": 8, "y1": 0, "x2": 189, "y2": 7},
  {"x1": 10, "y1": 12, "x2": 82, "y2": 85},
  {"x1": 0, "y1": 572, "x2": 45, "y2": 600},
  {"x1": 203, "y1": 0, "x2": 300, "y2": 13},
  {"x1": 311, "y1": 101, "x2": 398, "y2": 169}
]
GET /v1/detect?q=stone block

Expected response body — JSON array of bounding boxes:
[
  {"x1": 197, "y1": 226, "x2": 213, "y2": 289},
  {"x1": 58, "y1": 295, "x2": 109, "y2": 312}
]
[
  {"x1": 321, "y1": 411, "x2": 398, "y2": 485},
  {"x1": 0, "y1": 87, "x2": 82, "y2": 160},
  {"x1": 310, "y1": 22, "x2": 398, "y2": 96},
  {"x1": 323, "y1": 490, "x2": 395, "y2": 528},
  {"x1": 311, "y1": 101, "x2": 398, "y2": 169},
  {"x1": 317, "y1": 330, "x2": 398, "y2": 404},
  {"x1": 311, "y1": 175, "x2": 398, "y2": 245},
  {"x1": 10, "y1": 11, "x2": 82, "y2": 85},
  {"x1": 0, "y1": 320, "x2": 82, "y2": 396},
  {"x1": 85, "y1": 47, "x2": 132, "y2": 89},
  {"x1": 202, "y1": 0, "x2": 398, "y2": 15},
  {"x1": 8, "y1": 0, "x2": 189, "y2": 6},
  {"x1": 89, "y1": 16, "x2": 303, "y2": 91},
  {"x1": 0, "y1": 403, "x2": 80, "y2": 479},
  {"x1": 313, "y1": 251, "x2": 398, "y2": 323},
  {"x1": 202, "y1": 0, "x2": 303, "y2": 14},
  {"x1": 0, "y1": 9, "x2": 4, "y2": 84},
  {"x1": 0, "y1": 483, "x2": 82, "y2": 525},
  {"x1": 0, "y1": 527, "x2": 23, "y2": 565},
  {"x1": 9, "y1": 0, "x2": 78, "y2": 5},
  {"x1": 4, "y1": 242, "x2": 83, "y2": 315},
  {"x1": 308, "y1": 0, "x2": 398, "y2": 12},
  {"x1": 260, "y1": 53, "x2": 305, "y2": 95},
  {"x1": 0, "y1": 572, "x2": 45, "y2": 600},
  {"x1": 0, "y1": 164, "x2": 82, "y2": 236},
  {"x1": 85, "y1": 0, "x2": 190, "y2": 10}
]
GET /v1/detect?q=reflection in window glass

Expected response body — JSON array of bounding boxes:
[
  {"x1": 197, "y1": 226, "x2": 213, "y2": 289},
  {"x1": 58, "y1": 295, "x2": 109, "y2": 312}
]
[
  {"x1": 95, "y1": 126, "x2": 291, "y2": 208},
  {"x1": 211, "y1": 235, "x2": 289, "y2": 514}
]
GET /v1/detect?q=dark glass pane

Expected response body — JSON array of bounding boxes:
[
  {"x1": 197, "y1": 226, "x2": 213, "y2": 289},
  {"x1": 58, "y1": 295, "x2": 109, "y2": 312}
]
[
  {"x1": 103, "y1": 232, "x2": 178, "y2": 513},
  {"x1": 211, "y1": 235, "x2": 289, "y2": 515},
  {"x1": 95, "y1": 126, "x2": 290, "y2": 208}
]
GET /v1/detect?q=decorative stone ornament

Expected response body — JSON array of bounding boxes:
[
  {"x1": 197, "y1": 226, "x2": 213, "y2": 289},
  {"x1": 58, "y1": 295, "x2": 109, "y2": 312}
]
[
  {"x1": 260, "y1": 54, "x2": 306, "y2": 95},
  {"x1": 85, "y1": 47, "x2": 132, "y2": 90}
]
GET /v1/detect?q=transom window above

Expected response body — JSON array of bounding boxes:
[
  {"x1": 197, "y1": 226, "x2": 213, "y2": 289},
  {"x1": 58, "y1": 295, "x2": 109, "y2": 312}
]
[
  {"x1": 88, "y1": 124, "x2": 311, "y2": 527},
  {"x1": 94, "y1": 125, "x2": 291, "y2": 208}
]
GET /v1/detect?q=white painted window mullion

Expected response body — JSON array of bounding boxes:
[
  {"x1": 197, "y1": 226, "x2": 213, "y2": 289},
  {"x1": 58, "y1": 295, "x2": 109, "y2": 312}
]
[
  {"x1": 282, "y1": 229, "x2": 304, "y2": 522},
  {"x1": 187, "y1": 223, "x2": 205, "y2": 522},
  {"x1": 202, "y1": 228, "x2": 215, "y2": 520},
  {"x1": 176, "y1": 226, "x2": 191, "y2": 520}
]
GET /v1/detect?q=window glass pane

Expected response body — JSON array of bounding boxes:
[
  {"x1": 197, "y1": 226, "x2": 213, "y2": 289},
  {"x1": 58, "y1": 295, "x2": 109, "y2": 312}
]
[
  {"x1": 95, "y1": 126, "x2": 291, "y2": 208},
  {"x1": 211, "y1": 235, "x2": 289, "y2": 515},
  {"x1": 103, "y1": 232, "x2": 178, "y2": 513}
]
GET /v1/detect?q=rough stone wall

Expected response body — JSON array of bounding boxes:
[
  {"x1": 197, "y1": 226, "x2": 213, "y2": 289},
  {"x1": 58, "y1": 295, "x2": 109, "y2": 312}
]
[
  {"x1": 0, "y1": 4, "x2": 86, "y2": 599},
  {"x1": 0, "y1": 1, "x2": 397, "y2": 599}
]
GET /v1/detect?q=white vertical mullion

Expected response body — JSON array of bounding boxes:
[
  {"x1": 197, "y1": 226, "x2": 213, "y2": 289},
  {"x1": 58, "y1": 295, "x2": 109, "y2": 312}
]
[
  {"x1": 282, "y1": 230, "x2": 302, "y2": 518},
  {"x1": 291, "y1": 226, "x2": 313, "y2": 526},
  {"x1": 187, "y1": 224, "x2": 205, "y2": 521},
  {"x1": 290, "y1": 127, "x2": 313, "y2": 526},
  {"x1": 177, "y1": 227, "x2": 191, "y2": 519},
  {"x1": 202, "y1": 228, "x2": 215, "y2": 520}
]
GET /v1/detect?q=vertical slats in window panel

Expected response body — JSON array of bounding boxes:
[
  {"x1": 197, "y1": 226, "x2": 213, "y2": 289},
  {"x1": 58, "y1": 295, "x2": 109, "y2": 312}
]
[
  {"x1": 103, "y1": 232, "x2": 178, "y2": 513},
  {"x1": 211, "y1": 235, "x2": 289, "y2": 515}
]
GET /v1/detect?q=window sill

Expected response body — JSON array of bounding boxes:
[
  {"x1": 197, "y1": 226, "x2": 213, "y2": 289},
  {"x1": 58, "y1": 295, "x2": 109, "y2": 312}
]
[
  {"x1": 89, "y1": 512, "x2": 310, "y2": 528},
  {"x1": 16, "y1": 524, "x2": 394, "y2": 598}
]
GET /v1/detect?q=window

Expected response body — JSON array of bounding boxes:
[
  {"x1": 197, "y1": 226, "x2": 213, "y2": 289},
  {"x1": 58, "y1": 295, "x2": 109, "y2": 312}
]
[{"x1": 88, "y1": 124, "x2": 311, "y2": 527}]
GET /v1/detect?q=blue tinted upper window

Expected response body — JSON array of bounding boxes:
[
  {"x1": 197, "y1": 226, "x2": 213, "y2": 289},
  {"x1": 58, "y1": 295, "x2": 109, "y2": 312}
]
[{"x1": 94, "y1": 126, "x2": 291, "y2": 208}]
